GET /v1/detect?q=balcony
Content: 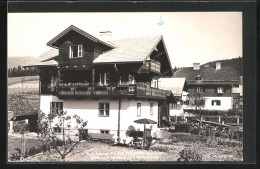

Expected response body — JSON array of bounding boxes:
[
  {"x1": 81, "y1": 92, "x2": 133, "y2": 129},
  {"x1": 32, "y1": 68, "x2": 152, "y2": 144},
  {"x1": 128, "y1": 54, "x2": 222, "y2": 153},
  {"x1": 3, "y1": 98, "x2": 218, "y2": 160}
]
[
  {"x1": 140, "y1": 59, "x2": 161, "y2": 74},
  {"x1": 57, "y1": 83, "x2": 167, "y2": 100}
]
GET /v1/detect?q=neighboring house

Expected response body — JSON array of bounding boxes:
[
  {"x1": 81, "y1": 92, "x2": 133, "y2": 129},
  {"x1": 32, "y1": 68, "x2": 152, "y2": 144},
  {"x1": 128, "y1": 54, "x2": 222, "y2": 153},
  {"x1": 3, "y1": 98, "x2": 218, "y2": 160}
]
[
  {"x1": 232, "y1": 76, "x2": 243, "y2": 117},
  {"x1": 174, "y1": 62, "x2": 240, "y2": 116},
  {"x1": 25, "y1": 25, "x2": 175, "y2": 139},
  {"x1": 156, "y1": 78, "x2": 188, "y2": 117}
]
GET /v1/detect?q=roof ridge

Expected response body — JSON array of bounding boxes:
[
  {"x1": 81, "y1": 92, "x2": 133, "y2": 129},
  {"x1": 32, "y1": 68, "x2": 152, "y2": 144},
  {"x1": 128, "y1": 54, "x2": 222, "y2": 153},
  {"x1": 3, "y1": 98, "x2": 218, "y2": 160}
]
[{"x1": 111, "y1": 35, "x2": 162, "y2": 42}]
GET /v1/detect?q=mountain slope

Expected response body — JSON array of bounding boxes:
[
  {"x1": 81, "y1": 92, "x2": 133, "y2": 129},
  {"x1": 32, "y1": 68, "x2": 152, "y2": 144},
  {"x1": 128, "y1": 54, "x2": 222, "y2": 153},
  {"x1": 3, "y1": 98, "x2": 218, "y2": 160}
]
[
  {"x1": 8, "y1": 56, "x2": 36, "y2": 68},
  {"x1": 202, "y1": 57, "x2": 242, "y2": 76}
]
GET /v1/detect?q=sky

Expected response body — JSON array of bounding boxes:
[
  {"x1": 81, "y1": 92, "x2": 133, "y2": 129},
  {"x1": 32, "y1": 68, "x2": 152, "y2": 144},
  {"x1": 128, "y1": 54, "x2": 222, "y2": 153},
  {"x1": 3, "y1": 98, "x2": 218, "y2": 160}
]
[{"x1": 8, "y1": 12, "x2": 242, "y2": 68}]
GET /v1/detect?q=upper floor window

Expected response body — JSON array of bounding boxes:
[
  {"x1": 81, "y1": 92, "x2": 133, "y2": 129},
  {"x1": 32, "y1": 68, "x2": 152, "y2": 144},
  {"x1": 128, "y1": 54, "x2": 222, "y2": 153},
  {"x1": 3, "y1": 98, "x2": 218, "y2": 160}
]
[
  {"x1": 196, "y1": 87, "x2": 203, "y2": 93},
  {"x1": 173, "y1": 104, "x2": 178, "y2": 109},
  {"x1": 69, "y1": 45, "x2": 83, "y2": 58},
  {"x1": 99, "y1": 103, "x2": 109, "y2": 117},
  {"x1": 217, "y1": 87, "x2": 224, "y2": 94}
]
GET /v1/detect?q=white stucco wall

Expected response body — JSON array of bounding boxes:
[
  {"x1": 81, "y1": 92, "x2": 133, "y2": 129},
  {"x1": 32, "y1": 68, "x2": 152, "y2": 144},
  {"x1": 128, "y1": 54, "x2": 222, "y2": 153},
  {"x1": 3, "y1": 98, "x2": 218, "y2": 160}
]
[
  {"x1": 40, "y1": 95, "x2": 158, "y2": 138},
  {"x1": 204, "y1": 97, "x2": 233, "y2": 111},
  {"x1": 183, "y1": 96, "x2": 233, "y2": 111},
  {"x1": 170, "y1": 109, "x2": 183, "y2": 116}
]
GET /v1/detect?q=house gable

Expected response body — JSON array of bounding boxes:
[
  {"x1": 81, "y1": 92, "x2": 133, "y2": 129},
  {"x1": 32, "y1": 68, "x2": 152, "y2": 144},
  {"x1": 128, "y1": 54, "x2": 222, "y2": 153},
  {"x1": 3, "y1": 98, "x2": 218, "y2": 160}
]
[{"x1": 47, "y1": 26, "x2": 113, "y2": 70}]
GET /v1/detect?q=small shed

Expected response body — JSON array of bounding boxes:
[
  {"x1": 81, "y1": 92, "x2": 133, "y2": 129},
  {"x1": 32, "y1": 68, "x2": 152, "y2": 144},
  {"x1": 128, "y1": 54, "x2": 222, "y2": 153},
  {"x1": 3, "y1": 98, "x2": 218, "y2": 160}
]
[{"x1": 9, "y1": 113, "x2": 38, "y2": 132}]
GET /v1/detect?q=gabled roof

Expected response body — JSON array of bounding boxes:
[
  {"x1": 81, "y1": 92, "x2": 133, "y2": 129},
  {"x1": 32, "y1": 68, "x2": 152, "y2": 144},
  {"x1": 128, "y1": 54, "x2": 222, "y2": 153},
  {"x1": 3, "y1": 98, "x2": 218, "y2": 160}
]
[
  {"x1": 93, "y1": 35, "x2": 162, "y2": 64},
  {"x1": 47, "y1": 25, "x2": 115, "y2": 48},
  {"x1": 158, "y1": 78, "x2": 186, "y2": 96},
  {"x1": 23, "y1": 48, "x2": 58, "y2": 67},
  {"x1": 174, "y1": 66, "x2": 240, "y2": 81}
]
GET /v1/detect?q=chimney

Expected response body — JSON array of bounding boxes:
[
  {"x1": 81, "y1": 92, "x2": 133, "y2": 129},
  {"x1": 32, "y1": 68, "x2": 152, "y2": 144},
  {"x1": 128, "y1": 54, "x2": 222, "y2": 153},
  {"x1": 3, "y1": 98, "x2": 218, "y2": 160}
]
[
  {"x1": 99, "y1": 31, "x2": 112, "y2": 42},
  {"x1": 216, "y1": 62, "x2": 221, "y2": 70},
  {"x1": 193, "y1": 63, "x2": 200, "y2": 70}
]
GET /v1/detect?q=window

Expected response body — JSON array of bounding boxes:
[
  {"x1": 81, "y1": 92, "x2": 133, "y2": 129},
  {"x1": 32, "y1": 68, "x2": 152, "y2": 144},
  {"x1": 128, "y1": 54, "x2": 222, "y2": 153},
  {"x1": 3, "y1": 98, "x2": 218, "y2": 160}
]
[
  {"x1": 128, "y1": 74, "x2": 135, "y2": 84},
  {"x1": 173, "y1": 104, "x2": 178, "y2": 109},
  {"x1": 53, "y1": 126, "x2": 61, "y2": 133},
  {"x1": 211, "y1": 100, "x2": 221, "y2": 106},
  {"x1": 69, "y1": 45, "x2": 83, "y2": 58},
  {"x1": 154, "y1": 80, "x2": 157, "y2": 88},
  {"x1": 196, "y1": 87, "x2": 203, "y2": 93},
  {"x1": 100, "y1": 130, "x2": 110, "y2": 134},
  {"x1": 183, "y1": 100, "x2": 190, "y2": 105},
  {"x1": 99, "y1": 103, "x2": 110, "y2": 116},
  {"x1": 217, "y1": 87, "x2": 224, "y2": 94},
  {"x1": 50, "y1": 102, "x2": 63, "y2": 114},
  {"x1": 129, "y1": 86, "x2": 135, "y2": 94},
  {"x1": 150, "y1": 103, "x2": 154, "y2": 115},
  {"x1": 137, "y1": 103, "x2": 141, "y2": 116}
]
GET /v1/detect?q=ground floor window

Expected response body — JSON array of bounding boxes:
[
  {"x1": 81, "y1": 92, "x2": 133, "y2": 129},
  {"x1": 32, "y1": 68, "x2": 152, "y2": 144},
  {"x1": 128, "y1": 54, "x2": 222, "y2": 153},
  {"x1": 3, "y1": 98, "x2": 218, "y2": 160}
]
[
  {"x1": 99, "y1": 103, "x2": 110, "y2": 116},
  {"x1": 212, "y1": 100, "x2": 221, "y2": 106},
  {"x1": 150, "y1": 103, "x2": 154, "y2": 115},
  {"x1": 100, "y1": 130, "x2": 110, "y2": 134},
  {"x1": 137, "y1": 103, "x2": 141, "y2": 116},
  {"x1": 50, "y1": 102, "x2": 63, "y2": 114},
  {"x1": 53, "y1": 126, "x2": 62, "y2": 133}
]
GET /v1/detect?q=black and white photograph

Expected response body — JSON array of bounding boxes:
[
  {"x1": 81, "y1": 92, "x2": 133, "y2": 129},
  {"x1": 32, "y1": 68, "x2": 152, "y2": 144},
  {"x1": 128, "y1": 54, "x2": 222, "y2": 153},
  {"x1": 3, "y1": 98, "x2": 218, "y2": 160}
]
[{"x1": 7, "y1": 11, "x2": 245, "y2": 162}]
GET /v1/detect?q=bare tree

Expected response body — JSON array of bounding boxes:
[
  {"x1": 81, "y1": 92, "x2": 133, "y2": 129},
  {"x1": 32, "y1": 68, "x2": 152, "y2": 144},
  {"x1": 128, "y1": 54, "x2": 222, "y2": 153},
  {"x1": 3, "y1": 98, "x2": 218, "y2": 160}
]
[
  {"x1": 37, "y1": 110, "x2": 87, "y2": 160},
  {"x1": 187, "y1": 90, "x2": 205, "y2": 135}
]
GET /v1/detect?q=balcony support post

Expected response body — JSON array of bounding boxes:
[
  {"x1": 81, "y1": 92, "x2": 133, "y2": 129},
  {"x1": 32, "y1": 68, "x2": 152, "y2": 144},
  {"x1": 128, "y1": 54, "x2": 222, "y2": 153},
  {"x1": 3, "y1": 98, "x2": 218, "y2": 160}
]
[
  {"x1": 92, "y1": 68, "x2": 95, "y2": 95},
  {"x1": 117, "y1": 97, "x2": 121, "y2": 140}
]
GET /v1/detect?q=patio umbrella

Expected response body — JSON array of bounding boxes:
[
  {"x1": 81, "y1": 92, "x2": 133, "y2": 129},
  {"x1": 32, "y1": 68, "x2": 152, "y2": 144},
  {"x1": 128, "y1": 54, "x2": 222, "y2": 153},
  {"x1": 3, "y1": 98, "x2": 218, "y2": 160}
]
[{"x1": 134, "y1": 118, "x2": 157, "y2": 135}]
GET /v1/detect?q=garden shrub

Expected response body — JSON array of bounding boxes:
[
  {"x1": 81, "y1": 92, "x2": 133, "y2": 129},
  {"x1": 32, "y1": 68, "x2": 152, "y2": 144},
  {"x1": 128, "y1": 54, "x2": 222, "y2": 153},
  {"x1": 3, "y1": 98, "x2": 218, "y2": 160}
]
[
  {"x1": 10, "y1": 148, "x2": 22, "y2": 160},
  {"x1": 167, "y1": 134, "x2": 208, "y2": 144},
  {"x1": 149, "y1": 144, "x2": 170, "y2": 152},
  {"x1": 175, "y1": 123, "x2": 190, "y2": 133},
  {"x1": 144, "y1": 136, "x2": 152, "y2": 150},
  {"x1": 177, "y1": 147, "x2": 202, "y2": 161},
  {"x1": 217, "y1": 140, "x2": 242, "y2": 147}
]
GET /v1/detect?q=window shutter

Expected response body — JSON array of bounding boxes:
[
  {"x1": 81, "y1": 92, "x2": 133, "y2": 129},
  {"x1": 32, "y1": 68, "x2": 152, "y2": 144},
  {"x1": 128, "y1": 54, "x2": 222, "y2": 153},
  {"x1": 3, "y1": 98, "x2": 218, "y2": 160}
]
[
  {"x1": 215, "y1": 88, "x2": 217, "y2": 93},
  {"x1": 211, "y1": 100, "x2": 214, "y2": 105},
  {"x1": 203, "y1": 87, "x2": 205, "y2": 93},
  {"x1": 224, "y1": 87, "x2": 226, "y2": 93}
]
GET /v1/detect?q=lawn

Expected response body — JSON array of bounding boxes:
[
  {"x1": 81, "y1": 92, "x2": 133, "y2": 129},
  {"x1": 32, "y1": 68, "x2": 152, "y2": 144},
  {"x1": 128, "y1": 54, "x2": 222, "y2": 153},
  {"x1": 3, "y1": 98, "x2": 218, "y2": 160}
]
[
  {"x1": 8, "y1": 76, "x2": 39, "y2": 85},
  {"x1": 9, "y1": 131, "x2": 243, "y2": 162},
  {"x1": 8, "y1": 135, "x2": 43, "y2": 155}
]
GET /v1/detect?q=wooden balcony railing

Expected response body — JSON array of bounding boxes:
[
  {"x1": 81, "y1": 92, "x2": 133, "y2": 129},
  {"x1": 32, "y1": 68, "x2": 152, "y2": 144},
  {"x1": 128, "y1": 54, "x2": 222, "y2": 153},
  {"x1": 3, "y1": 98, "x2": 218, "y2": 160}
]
[
  {"x1": 57, "y1": 83, "x2": 167, "y2": 99},
  {"x1": 141, "y1": 59, "x2": 161, "y2": 73}
]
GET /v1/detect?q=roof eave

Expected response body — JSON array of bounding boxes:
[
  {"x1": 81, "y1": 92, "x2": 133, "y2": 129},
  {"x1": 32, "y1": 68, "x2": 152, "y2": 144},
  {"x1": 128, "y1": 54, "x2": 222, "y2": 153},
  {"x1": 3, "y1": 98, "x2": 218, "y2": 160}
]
[{"x1": 93, "y1": 61, "x2": 143, "y2": 65}]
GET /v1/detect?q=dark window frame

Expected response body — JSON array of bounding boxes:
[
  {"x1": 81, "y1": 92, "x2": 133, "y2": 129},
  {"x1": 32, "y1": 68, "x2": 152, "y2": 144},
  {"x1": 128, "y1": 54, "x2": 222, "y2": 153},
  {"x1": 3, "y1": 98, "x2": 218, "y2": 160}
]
[
  {"x1": 211, "y1": 100, "x2": 221, "y2": 106},
  {"x1": 196, "y1": 87, "x2": 203, "y2": 93},
  {"x1": 50, "y1": 102, "x2": 63, "y2": 114},
  {"x1": 99, "y1": 102, "x2": 110, "y2": 117},
  {"x1": 69, "y1": 44, "x2": 83, "y2": 58},
  {"x1": 100, "y1": 129, "x2": 110, "y2": 134}
]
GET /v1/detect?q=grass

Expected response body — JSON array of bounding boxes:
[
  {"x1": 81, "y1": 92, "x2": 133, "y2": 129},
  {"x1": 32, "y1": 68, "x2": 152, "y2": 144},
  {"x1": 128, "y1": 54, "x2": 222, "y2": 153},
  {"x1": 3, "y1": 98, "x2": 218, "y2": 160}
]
[
  {"x1": 10, "y1": 132, "x2": 243, "y2": 162},
  {"x1": 8, "y1": 76, "x2": 40, "y2": 109},
  {"x1": 8, "y1": 76, "x2": 39, "y2": 85},
  {"x1": 8, "y1": 136, "x2": 43, "y2": 155}
]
